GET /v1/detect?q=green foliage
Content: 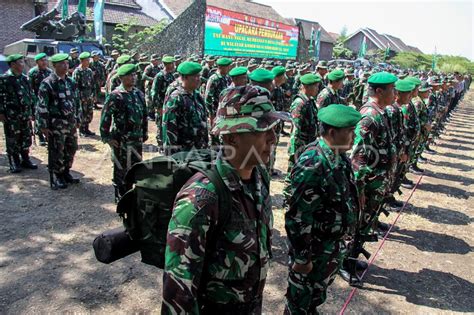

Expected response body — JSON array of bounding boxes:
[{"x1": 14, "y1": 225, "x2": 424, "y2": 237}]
[
  {"x1": 391, "y1": 52, "x2": 474, "y2": 74},
  {"x1": 365, "y1": 49, "x2": 385, "y2": 63},
  {"x1": 332, "y1": 33, "x2": 353, "y2": 59},
  {"x1": 111, "y1": 18, "x2": 168, "y2": 52}
]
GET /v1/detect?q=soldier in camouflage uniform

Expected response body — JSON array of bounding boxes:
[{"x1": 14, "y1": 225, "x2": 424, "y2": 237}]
[
  {"x1": 349, "y1": 72, "x2": 398, "y2": 281},
  {"x1": 28, "y1": 52, "x2": 52, "y2": 146},
  {"x1": 315, "y1": 61, "x2": 329, "y2": 88},
  {"x1": 385, "y1": 80, "x2": 412, "y2": 209},
  {"x1": 283, "y1": 73, "x2": 321, "y2": 202},
  {"x1": 151, "y1": 56, "x2": 176, "y2": 146},
  {"x1": 269, "y1": 65, "x2": 287, "y2": 176},
  {"x1": 67, "y1": 48, "x2": 80, "y2": 76},
  {"x1": 284, "y1": 104, "x2": 361, "y2": 314},
  {"x1": 142, "y1": 54, "x2": 161, "y2": 120},
  {"x1": 205, "y1": 58, "x2": 232, "y2": 124},
  {"x1": 316, "y1": 69, "x2": 346, "y2": 108},
  {"x1": 73, "y1": 52, "x2": 96, "y2": 136},
  {"x1": 0, "y1": 54, "x2": 37, "y2": 173},
  {"x1": 105, "y1": 54, "x2": 132, "y2": 96},
  {"x1": 201, "y1": 55, "x2": 216, "y2": 85},
  {"x1": 105, "y1": 50, "x2": 120, "y2": 75},
  {"x1": 100, "y1": 64, "x2": 148, "y2": 202},
  {"x1": 228, "y1": 66, "x2": 248, "y2": 88},
  {"x1": 292, "y1": 64, "x2": 310, "y2": 95},
  {"x1": 89, "y1": 51, "x2": 106, "y2": 109},
  {"x1": 351, "y1": 72, "x2": 370, "y2": 110},
  {"x1": 413, "y1": 81, "x2": 432, "y2": 163},
  {"x1": 135, "y1": 54, "x2": 149, "y2": 94},
  {"x1": 37, "y1": 53, "x2": 82, "y2": 188},
  {"x1": 162, "y1": 84, "x2": 289, "y2": 315},
  {"x1": 162, "y1": 62, "x2": 209, "y2": 155},
  {"x1": 340, "y1": 68, "x2": 355, "y2": 102}
]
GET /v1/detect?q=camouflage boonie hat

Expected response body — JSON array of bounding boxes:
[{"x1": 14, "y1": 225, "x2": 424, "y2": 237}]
[{"x1": 212, "y1": 85, "x2": 290, "y2": 135}]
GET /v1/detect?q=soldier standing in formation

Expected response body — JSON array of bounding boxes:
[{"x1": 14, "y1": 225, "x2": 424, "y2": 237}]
[
  {"x1": 28, "y1": 52, "x2": 52, "y2": 146},
  {"x1": 90, "y1": 51, "x2": 106, "y2": 110},
  {"x1": 151, "y1": 55, "x2": 176, "y2": 146},
  {"x1": 316, "y1": 69, "x2": 346, "y2": 108},
  {"x1": 100, "y1": 64, "x2": 148, "y2": 202},
  {"x1": 37, "y1": 53, "x2": 81, "y2": 188},
  {"x1": 162, "y1": 62, "x2": 209, "y2": 155},
  {"x1": 162, "y1": 84, "x2": 289, "y2": 314},
  {"x1": 142, "y1": 54, "x2": 161, "y2": 120},
  {"x1": 0, "y1": 54, "x2": 37, "y2": 173},
  {"x1": 68, "y1": 48, "x2": 80, "y2": 76},
  {"x1": 73, "y1": 52, "x2": 95, "y2": 137}
]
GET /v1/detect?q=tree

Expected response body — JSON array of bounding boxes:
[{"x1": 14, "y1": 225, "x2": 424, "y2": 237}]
[
  {"x1": 332, "y1": 28, "x2": 353, "y2": 59},
  {"x1": 111, "y1": 18, "x2": 168, "y2": 52},
  {"x1": 391, "y1": 52, "x2": 474, "y2": 74}
]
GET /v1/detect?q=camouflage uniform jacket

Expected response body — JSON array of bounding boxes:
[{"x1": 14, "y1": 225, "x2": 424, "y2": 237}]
[
  {"x1": 340, "y1": 78, "x2": 355, "y2": 100},
  {"x1": 36, "y1": 72, "x2": 81, "y2": 131},
  {"x1": 90, "y1": 60, "x2": 106, "y2": 85},
  {"x1": 28, "y1": 66, "x2": 53, "y2": 95},
  {"x1": 162, "y1": 154, "x2": 272, "y2": 314},
  {"x1": 72, "y1": 66, "x2": 95, "y2": 100},
  {"x1": 427, "y1": 93, "x2": 438, "y2": 122},
  {"x1": 68, "y1": 57, "x2": 80, "y2": 73},
  {"x1": 401, "y1": 101, "x2": 421, "y2": 145},
  {"x1": 162, "y1": 85, "x2": 209, "y2": 154},
  {"x1": 201, "y1": 64, "x2": 216, "y2": 83},
  {"x1": 351, "y1": 100, "x2": 396, "y2": 196},
  {"x1": 271, "y1": 85, "x2": 286, "y2": 111},
  {"x1": 316, "y1": 86, "x2": 345, "y2": 109},
  {"x1": 385, "y1": 103, "x2": 407, "y2": 155},
  {"x1": 151, "y1": 70, "x2": 175, "y2": 109},
  {"x1": 288, "y1": 92, "x2": 319, "y2": 158},
  {"x1": 0, "y1": 69, "x2": 36, "y2": 121},
  {"x1": 205, "y1": 72, "x2": 231, "y2": 116},
  {"x1": 100, "y1": 85, "x2": 147, "y2": 143},
  {"x1": 286, "y1": 138, "x2": 359, "y2": 264},
  {"x1": 142, "y1": 64, "x2": 160, "y2": 90}
]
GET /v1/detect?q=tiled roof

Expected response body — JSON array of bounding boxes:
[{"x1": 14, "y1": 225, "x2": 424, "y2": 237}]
[
  {"x1": 47, "y1": 0, "x2": 158, "y2": 27},
  {"x1": 346, "y1": 28, "x2": 422, "y2": 54}
]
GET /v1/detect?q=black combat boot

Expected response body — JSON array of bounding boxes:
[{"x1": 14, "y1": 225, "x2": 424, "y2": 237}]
[
  {"x1": 84, "y1": 124, "x2": 96, "y2": 136},
  {"x1": 20, "y1": 151, "x2": 38, "y2": 169},
  {"x1": 418, "y1": 155, "x2": 427, "y2": 163},
  {"x1": 338, "y1": 259, "x2": 364, "y2": 287},
  {"x1": 401, "y1": 176, "x2": 415, "y2": 189},
  {"x1": 424, "y1": 144, "x2": 436, "y2": 154},
  {"x1": 8, "y1": 154, "x2": 22, "y2": 173},
  {"x1": 63, "y1": 169, "x2": 80, "y2": 184},
  {"x1": 409, "y1": 163, "x2": 424, "y2": 175},
  {"x1": 54, "y1": 173, "x2": 68, "y2": 189}
]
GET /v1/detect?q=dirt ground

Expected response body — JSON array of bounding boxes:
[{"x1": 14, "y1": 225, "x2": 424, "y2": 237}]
[{"x1": 0, "y1": 90, "x2": 473, "y2": 314}]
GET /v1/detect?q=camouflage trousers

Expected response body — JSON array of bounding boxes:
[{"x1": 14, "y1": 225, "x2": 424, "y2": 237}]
[
  {"x1": 360, "y1": 191, "x2": 386, "y2": 235},
  {"x1": 285, "y1": 242, "x2": 347, "y2": 315},
  {"x1": 80, "y1": 97, "x2": 94, "y2": 125},
  {"x1": 111, "y1": 140, "x2": 143, "y2": 187},
  {"x1": 3, "y1": 119, "x2": 32, "y2": 155},
  {"x1": 268, "y1": 123, "x2": 282, "y2": 172},
  {"x1": 155, "y1": 106, "x2": 164, "y2": 145},
  {"x1": 145, "y1": 88, "x2": 154, "y2": 115},
  {"x1": 49, "y1": 129, "x2": 78, "y2": 175}
]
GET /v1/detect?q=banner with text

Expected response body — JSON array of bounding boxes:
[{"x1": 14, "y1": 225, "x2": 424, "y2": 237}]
[{"x1": 204, "y1": 6, "x2": 299, "y2": 60}]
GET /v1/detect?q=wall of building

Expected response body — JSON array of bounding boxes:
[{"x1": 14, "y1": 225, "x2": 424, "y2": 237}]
[
  {"x1": 345, "y1": 32, "x2": 380, "y2": 56},
  {"x1": 0, "y1": 0, "x2": 36, "y2": 53}
]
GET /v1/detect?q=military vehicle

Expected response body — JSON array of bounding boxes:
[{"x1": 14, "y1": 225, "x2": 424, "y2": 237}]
[{"x1": 3, "y1": 6, "x2": 105, "y2": 71}]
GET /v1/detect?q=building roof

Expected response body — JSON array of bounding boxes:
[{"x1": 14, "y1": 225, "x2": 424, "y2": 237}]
[
  {"x1": 328, "y1": 32, "x2": 340, "y2": 41},
  {"x1": 47, "y1": 0, "x2": 158, "y2": 27},
  {"x1": 407, "y1": 45, "x2": 424, "y2": 54},
  {"x1": 346, "y1": 27, "x2": 422, "y2": 53},
  {"x1": 160, "y1": 0, "x2": 290, "y2": 24},
  {"x1": 293, "y1": 18, "x2": 335, "y2": 44}
]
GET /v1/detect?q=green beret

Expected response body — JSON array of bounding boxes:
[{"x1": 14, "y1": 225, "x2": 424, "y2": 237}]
[
  {"x1": 216, "y1": 57, "x2": 233, "y2": 66},
  {"x1": 117, "y1": 54, "x2": 131, "y2": 65},
  {"x1": 327, "y1": 69, "x2": 345, "y2": 81},
  {"x1": 162, "y1": 56, "x2": 175, "y2": 63},
  {"x1": 318, "y1": 104, "x2": 362, "y2": 128},
  {"x1": 405, "y1": 76, "x2": 421, "y2": 86},
  {"x1": 177, "y1": 61, "x2": 202, "y2": 75},
  {"x1": 79, "y1": 52, "x2": 91, "y2": 60},
  {"x1": 249, "y1": 68, "x2": 275, "y2": 83},
  {"x1": 34, "y1": 53, "x2": 47, "y2": 61},
  {"x1": 117, "y1": 64, "x2": 137, "y2": 77},
  {"x1": 368, "y1": 71, "x2": 398, "y2": 85},
  {"x1": 395, "y1": 79, "x2": 416, "y2": 92},
  {"x1": 300, "y1": 73, "x2": 321, "y2": 85},
  {"x1": 229, "y1": 66, "x2": 248, "y2": 77},
  {"x1": 272, "y1": 66, "x2": 286, "y2": 77},
  {"x1": 50, "y1": 53, "x2": 69, "y2": 63},
  {"x1": 6, "y1": 54, "x2": 23, "y2": 63}
]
